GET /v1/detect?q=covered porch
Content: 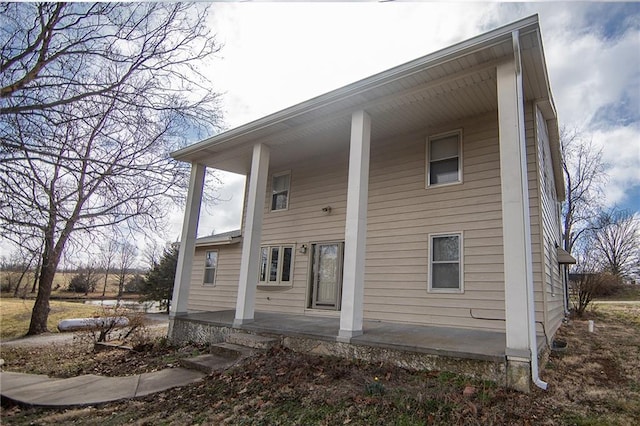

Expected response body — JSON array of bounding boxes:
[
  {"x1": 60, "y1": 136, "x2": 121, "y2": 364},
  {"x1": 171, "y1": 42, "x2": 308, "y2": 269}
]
[
  {"x1": 173, "y1": 309, "x2": 506, "y2": 362},
  {"x1": 169, "y1": 309, "x2": 513, "y2": 384}
]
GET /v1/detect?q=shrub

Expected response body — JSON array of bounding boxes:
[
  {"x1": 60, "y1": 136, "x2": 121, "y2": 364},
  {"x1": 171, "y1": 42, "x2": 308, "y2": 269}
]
[
  {"x1": 570, "y1": 272, "x2": 623, "y2": 317},
  {"x1": 124, "y1": 274, "x2": 145, "y2": 293},
  {"x1": 67, "y1": 271, "x2": 99, "y2": 293}
]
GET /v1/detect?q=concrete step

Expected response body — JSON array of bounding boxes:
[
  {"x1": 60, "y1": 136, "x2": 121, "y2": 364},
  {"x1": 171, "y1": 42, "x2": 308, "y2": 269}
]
[
  {"x1": 181, "y1": 342, "x2": 258, "y2": 374},
  {"x1": 210, "y1": 342, "x2": 256, "y2": 359},
  {"x1": 225, "y1": 332, "x2": 278, "y2": 350},
  {"x1": 180, "y1": 353, "x2": 238, "y2": 374}
]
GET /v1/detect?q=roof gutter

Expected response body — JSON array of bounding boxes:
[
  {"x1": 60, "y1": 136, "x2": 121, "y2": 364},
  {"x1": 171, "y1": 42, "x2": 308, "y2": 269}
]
[{"x1": 513, "y1": 29, "x2": 548, "y2": 391}]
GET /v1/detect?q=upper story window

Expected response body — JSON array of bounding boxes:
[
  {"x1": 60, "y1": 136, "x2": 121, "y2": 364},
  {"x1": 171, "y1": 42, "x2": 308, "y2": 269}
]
[
  {"x1": 427, "y1": 131, "x2": 462, "y2": 187},
  {"x1": 429, "y1": 233, "x2": 463, "y2": 293},
  {"x1": 203, "y1": 250, "x2": 218, "y2": 286},
  {"x1": 271, "y1": 171, "x2": 290, "y2": 211}
]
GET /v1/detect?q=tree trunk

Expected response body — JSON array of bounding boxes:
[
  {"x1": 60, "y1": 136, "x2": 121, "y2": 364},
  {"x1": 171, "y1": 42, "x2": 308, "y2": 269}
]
[
  {"x1": 12, "y1": 262, "x2": 32, "y2": 297},
  {"x1": 31, "y1": 261, "x2": 41, "y2": 293},
  {"x1": 27, "y1": 261, "x2": 57, "y2": 335},
  {"x1": 27, "y1": 225, "x2": 68, "y2": 335},
  {"x1": 102, "y1": 268, "x2": 109, "y2": 298}
]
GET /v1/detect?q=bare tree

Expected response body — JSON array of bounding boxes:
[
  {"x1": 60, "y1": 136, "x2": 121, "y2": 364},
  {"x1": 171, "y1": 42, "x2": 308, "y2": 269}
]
[
  {"x1": 560, "y1": 127, "x2": 608, "y2": 254},
  {"x1": 3, "y1": 247, "x2": 38, "y2": 297},
  {"x1": 590, "y1": 209, "x2": 640, "y2": 280},
  {"x1": 99, "y1": 239, "x2": 117, "y2": 298},
  {"x1": 569, "y1": 271, "x2": 620, "y2": 317},
  {"x1": 0, "y1": 3, "x2": 223, "y2": 335},
  {"x1": 1, "y1": 248, "x2": 34, "y2": 297},
  {"x1": 115, "y1": 240, "x2": 137, "y2": 300}
]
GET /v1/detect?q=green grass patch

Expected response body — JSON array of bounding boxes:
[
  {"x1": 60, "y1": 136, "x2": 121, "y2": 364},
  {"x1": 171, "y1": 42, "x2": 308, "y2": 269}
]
[{"x1": 0, "y1": 298, "x2": 99, "y2": 339}]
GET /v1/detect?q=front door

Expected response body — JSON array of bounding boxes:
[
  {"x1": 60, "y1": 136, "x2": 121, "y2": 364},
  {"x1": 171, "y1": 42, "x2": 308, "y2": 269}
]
[{"x1": 310, "y1": 242, "x2": 343, "y2": 310}]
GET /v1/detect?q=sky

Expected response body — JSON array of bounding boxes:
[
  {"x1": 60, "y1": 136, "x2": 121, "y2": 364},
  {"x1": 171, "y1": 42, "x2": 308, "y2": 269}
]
[{"x1": 181, "y1": 1, "x2": 639, "y2": 240}]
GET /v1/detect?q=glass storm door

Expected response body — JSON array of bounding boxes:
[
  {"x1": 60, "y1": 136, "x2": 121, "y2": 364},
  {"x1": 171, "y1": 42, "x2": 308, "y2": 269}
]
[{"x1": 310, "y1": 242, "x2": 343, "y2": 310}]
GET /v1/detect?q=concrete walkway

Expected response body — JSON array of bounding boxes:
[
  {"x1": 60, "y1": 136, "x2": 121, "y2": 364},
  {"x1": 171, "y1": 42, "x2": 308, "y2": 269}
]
[
  {"x1": 0, "y1": 313, "x2": 207, "y2": 407},
  {"x1": 0, "y1": 368, "x2": 205, "y2": 407}
]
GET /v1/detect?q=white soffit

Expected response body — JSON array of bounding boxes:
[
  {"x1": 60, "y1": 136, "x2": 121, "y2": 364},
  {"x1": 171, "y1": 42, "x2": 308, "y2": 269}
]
[{"x1": 172, "y1": 15, "x2": 552, "y2": 174}]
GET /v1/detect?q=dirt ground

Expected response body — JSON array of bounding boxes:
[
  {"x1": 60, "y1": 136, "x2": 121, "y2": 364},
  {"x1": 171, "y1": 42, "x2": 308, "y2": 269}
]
[{"x1": 1, "y1": 303, "x2": 639, "y2": 425}]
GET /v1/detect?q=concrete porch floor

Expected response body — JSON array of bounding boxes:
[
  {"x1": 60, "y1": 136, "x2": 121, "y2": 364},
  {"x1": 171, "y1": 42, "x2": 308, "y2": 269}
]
[{"x1": 174, "y1": 310, "x2": 507, "y2": 363}]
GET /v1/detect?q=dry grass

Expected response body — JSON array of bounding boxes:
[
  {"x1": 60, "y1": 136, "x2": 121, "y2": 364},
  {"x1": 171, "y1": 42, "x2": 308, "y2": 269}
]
[
  {"x1": 1, "y1": 271, "x2": 139, "y2": 300},
  {"x1": 1, "y1": 304, "x2": 638, "y2": 425},
  {"x1": 0, "y1": 298, "x2": 100, "y2": 340}
]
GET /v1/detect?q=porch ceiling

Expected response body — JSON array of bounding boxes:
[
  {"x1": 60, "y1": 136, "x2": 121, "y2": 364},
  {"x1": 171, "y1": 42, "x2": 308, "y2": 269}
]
[{"x1": 173, "y1": 16, "x2": 555, "y2": 175}]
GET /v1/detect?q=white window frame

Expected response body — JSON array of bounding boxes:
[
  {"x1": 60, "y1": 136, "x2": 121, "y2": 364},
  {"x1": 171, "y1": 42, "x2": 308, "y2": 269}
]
[
  {"x1": 428, "y1": 232, "x2": 464, "y2": 293},
  {"x1": 203, "y1": 250, "x2": 218, "y2": 286},
  {"x1": 258, "y1": 244, "x2": 295, "y2": 285},
  {"x1": 270, "y1": 171, "x2": 291, "y2": 211},
  {"x1": 426, "y1": 130, "x2": 463, "y2": 188}
]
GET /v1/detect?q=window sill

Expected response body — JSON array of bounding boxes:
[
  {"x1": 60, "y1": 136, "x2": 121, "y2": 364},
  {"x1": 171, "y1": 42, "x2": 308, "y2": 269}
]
[
  {"x1": 425, "y1": 180, "x2": 463, "y2": 190},
  {"x1": 257, "y1": 284, "x2": 293, "y2": 291},
  {"x1": 428, "y1": 289, "x2": 464, "y2": 294}
]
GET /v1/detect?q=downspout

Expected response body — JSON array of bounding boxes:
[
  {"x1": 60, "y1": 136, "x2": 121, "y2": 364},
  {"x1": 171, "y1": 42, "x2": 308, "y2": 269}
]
[{"x1": 512, "y1": 29, "x2": 548, "y2": 390}]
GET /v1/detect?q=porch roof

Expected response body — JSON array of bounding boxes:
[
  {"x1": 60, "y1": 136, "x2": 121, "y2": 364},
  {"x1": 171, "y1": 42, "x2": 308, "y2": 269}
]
[
  {"x1": 179, "y1": 310, "x2": 508, "y2": 363},
  {"x1": 172, "y1": 14, "x2": 563, "y2": 199}
]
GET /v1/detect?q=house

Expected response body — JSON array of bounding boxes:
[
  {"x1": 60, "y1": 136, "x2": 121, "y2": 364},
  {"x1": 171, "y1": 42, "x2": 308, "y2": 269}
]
[{"x1": 168, "y1": 15, "x2": 576, "y2": 392}]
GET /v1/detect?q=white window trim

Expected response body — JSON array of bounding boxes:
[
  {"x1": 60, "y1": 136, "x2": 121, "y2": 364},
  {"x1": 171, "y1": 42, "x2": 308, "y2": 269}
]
[
  {"x1": 270, "y1": 170, "x2": 291, "y2": 212},
  {"x1": 258, "y1": 244, "x2": 295, "y2": 286},
  {"x1": 425, "y1": 129, "x2": 463, "y2": 188},
  {"x1": 203, "y1": 250, "x2": 218, "y2": 286},
  {"x1": 428, "y1": 232, "x2": 464, "y2": 293}
]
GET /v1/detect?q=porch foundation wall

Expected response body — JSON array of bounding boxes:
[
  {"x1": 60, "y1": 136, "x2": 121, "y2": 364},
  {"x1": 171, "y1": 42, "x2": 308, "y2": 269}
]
[
  {"x1": 282, "y1": 336, "x2": 507, "y2": 386},
  {"x1": 169, "y1": 317, "x2": 508, "y2": 386},
  {"x1": 169, "y1": 317, "x2": 233, "y2": 346}
]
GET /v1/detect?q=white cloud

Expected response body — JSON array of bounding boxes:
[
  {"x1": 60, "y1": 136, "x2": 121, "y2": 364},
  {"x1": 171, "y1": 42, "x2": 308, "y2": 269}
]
[
  {"x1": 185, "y1": 2, "x2": 640, "y2": 239},
  {"x1": 592, "y1": 125, "x2": 640, "y2": 207},
  {"x1": 199, "y1": 171, "x2": 246, "y2": 237},
  {"x1": 208, "y1": 2, "x2": 495, "y2": 127}
]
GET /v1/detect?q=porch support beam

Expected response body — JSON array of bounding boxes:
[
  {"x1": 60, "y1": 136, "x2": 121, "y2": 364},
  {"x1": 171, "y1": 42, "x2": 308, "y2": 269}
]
[
  {"x1": 170, "y1": 162, "x2": 206, "y2": 318},
  {"x1": 339, "y1": 110, "x2": 371, "y2": 341},
  {"x1": 497, "y1": 31, "x2": 541, "y2": 392},
  {"x1": 234, "y1": 143, "x2": 270, "y2": 326}
]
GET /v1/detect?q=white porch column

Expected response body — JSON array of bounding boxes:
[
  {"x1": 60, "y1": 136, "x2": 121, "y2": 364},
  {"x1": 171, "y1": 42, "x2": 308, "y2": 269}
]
[
  {"x1": 497, "y1": 32, "x2": 538, "y2": 375},
  {"x1": 170, "y1": 162, "x2": 206, "y2": 317},
  {"x1": 339, "y1": 110, "x2": 371, "y2": 341},
  {"x1": 235, "y1": 143, "x2": 270, "y2": 325}
]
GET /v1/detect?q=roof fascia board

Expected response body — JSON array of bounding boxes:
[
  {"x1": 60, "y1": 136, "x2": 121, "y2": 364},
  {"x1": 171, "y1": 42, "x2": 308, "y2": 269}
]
[
  {"x1": 194, "y1": 236, "x2": 242, "y2": 247},
  {"x1": 172, "y1": 15, "x2": 541, "y2": 162}
]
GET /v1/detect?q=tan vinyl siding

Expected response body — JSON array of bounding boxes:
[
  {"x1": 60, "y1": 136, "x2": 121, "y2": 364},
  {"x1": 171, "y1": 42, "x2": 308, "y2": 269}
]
[
  {"x1": 523, "y1": 105, "x2": 546, "y2": 334},
  {"x1": 533, "y1": 105, "x2": 565, "y2": 335},
  {"x1": 187, "y1": 245, "x2": 241, "y2": 312},
  {"x1": 365, "y1": 114, "x2": 505, "y2": 331},
  {"x1": 187, "y1": 108, "x2": 558, "y2": 335},
  {"x1": 255, "y1": 152, "x2": 350, "y2": 314}
]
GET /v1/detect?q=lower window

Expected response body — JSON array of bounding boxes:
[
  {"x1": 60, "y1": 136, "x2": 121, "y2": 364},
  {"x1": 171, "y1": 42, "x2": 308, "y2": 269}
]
[
  {"x1": 203, "y1": 250, "x2": 218, "y2": 286},
  {"x1": 429, "y1": 233, "x2": 463, "y2": 292},
  {"x1": 259, "y1": 245, "x2": 294, "y2": 285}
]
